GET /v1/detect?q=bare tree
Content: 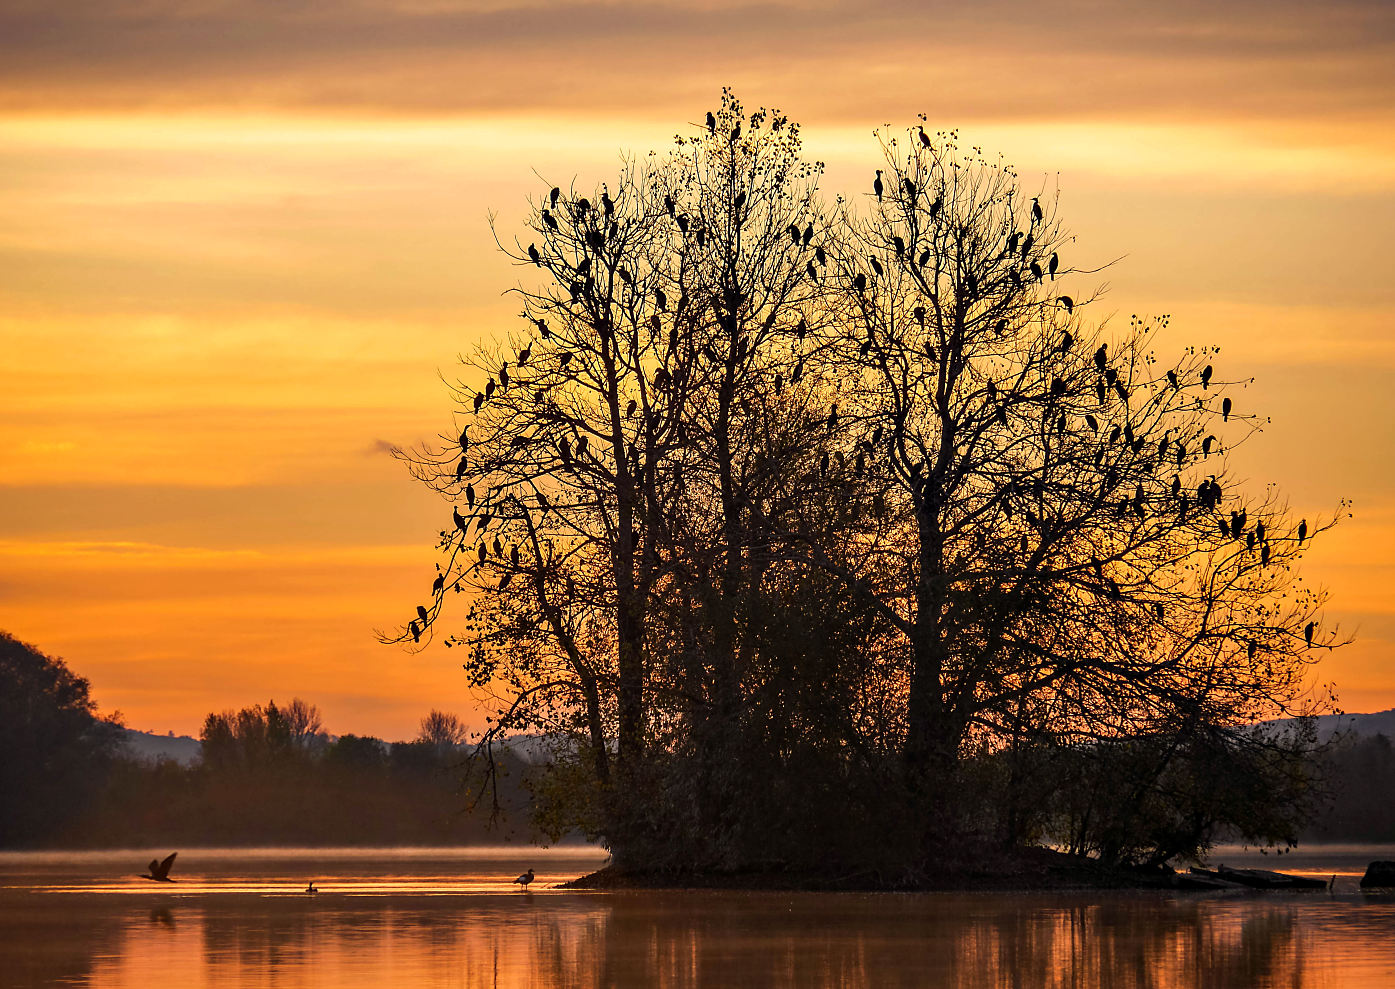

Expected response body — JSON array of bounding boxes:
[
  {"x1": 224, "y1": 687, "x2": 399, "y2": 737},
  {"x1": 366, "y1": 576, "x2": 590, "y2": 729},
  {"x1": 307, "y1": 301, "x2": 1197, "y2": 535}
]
[
  {"x1": 417, "y1": 709, "x2": 467, "y2": 750},
  {"x1": 803, "y1": 125, "x2": 1343, "y2": 844}
]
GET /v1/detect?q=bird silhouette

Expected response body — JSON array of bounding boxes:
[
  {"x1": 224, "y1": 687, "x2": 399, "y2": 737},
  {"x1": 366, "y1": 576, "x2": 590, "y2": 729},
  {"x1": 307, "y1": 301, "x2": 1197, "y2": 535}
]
[
  {"x1": 1167, "y1": 370, "x2": 1179, "y2": 389},
  {"x1": 1049, "y1": 253, "x2": 1059, "y2": 279},
  {"x1": 1305, "y1": 622, "x2": 1316, "y2": 647},
  {"x1": 1297, "y1": 519, "x2": 1308, "y2": 545},
  {"x1": 873, "y1": 170, "x2": 883, "y2": 202},
  {"x1": 1201, "y1": 365, "x2": 1213, "y2": 389},
  {"x1": 305, "y1": 881, "x2": 318, "y2": 894},
  {"x1": 1031, "y1": 197, "x2": 1043, "y2": 223},
  {"x1": 432, "y1": 573, "x2": 444, "y2": 594},
  {"x1": 409, "y1": 620, "x2": 421, "y2": 642},
  {"x1": 706, "y1": 111, "x2": 716, "y2": 134},
  {"x1": 902, "y1": 177, "x2": 915, "y2": 199},
  {"x1": 1222, "y1": 397, "x2": 1232, "y2": 421},
  {"x1": 140, "y1": 852, "x2": 178, "y2": 882},
  {"x1": 514, "y1": 868, "x2": 535, "y2": 890},
  {"x1": 416, "y1": 604, "x2": 429, "y2": 623},
  {"x1": 919, "y1": 126, "x2": 931, "y2": 147}
]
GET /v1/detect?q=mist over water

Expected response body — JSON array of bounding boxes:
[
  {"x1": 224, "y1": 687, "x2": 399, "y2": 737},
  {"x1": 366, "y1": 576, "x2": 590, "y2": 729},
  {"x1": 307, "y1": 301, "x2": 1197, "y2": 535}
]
[{"x1": 3, "y1": 846, "x2": 1394, "y2": 987}]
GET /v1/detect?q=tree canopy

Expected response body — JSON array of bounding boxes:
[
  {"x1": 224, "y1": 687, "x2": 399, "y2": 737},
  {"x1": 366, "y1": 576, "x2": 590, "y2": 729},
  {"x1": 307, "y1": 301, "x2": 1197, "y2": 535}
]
[
  {"x1": 0, "y1": 630, "x2": 123, "y2": 845},
  {"x1": 390, "y1": 93, "x2": 1343, "y2": 875}
]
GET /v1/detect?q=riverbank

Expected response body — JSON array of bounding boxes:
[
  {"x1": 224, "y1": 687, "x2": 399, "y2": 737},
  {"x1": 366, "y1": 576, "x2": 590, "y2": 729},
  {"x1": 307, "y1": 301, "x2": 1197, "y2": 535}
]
[{"x1": 562, "y1": 845, "x2": 1180, "y2": 893}]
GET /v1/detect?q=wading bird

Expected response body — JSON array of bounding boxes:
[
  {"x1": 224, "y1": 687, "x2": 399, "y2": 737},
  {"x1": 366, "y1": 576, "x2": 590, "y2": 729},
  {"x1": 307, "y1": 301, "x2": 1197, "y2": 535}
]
[{"x1": 514, "y1": 868, "x2": 535, "y2": 890}]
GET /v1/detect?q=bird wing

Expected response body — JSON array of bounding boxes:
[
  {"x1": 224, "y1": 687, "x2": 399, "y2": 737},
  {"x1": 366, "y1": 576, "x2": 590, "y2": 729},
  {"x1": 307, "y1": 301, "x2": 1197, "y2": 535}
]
[
  {"x1": 156, "y1": 852, "x2": 177, "y2": 879},
  {"x1": 147, "y1": 859, "x2": 159, "y2": 875},
  {"x1": 515, "y1": 871, "x2": 530, "y2": 883}
]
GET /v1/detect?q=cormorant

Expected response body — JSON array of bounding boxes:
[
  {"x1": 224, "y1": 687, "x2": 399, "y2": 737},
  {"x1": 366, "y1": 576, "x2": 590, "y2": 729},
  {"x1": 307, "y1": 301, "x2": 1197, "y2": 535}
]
[
  {"x1": 873, "y1": 170, "x2": 883, "y2": 202},
  {"x1": 140, "y1": 853, "x2": 178, "y2": 882}
]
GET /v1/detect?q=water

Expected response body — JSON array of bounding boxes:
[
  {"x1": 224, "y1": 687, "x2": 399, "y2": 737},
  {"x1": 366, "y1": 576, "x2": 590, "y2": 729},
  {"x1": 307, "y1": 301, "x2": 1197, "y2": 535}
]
[{"x1": 2, "y1": 845, "x2": 1394, "y2": 987}]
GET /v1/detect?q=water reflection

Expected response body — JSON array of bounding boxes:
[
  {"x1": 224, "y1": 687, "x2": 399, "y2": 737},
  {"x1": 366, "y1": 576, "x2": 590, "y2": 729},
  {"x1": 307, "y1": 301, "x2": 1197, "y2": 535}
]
[
  {"x1": 44, "y1": 893, "x2": 1388, "y2": 988},
  {"x1": 2, "y1": 848, "x2": 1394, "y2": 988}
]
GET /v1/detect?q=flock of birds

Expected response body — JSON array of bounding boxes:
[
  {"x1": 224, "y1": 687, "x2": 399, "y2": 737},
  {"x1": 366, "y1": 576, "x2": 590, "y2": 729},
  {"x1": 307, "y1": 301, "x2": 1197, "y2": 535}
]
[{"x1": 138, "y1": 854, "x2": 538, "y2": 892}]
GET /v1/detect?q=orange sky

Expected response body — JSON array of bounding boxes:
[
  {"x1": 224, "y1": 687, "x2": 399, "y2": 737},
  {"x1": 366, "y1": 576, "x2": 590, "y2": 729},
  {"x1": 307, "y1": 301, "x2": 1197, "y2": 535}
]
[{"x1": 2, "y1": 0, "x2": 1393, "y2": 739}]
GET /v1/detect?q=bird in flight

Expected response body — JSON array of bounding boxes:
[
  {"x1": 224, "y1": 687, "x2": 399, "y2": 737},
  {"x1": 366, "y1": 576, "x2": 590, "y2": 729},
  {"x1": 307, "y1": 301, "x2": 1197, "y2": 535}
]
[
  {"x1": 513, "y1": 868, "x2": 535, "y2": 890},
  {"x1": 141, "y1": 852, "x2": 178, "y2": 882}
]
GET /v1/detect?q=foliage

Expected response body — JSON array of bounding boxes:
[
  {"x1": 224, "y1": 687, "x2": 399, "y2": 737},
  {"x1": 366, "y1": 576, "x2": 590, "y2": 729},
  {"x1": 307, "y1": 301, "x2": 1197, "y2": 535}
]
[
  {"x1": 0, "y1": 630, "x2": 124, "y2": 845},
  {"x1": 391, "y1": 93, "x2": 1344, "y2": 875}
]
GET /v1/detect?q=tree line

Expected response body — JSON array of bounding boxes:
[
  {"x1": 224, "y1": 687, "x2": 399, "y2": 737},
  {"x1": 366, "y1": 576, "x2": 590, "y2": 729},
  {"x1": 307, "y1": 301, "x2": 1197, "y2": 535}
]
[
  {"x1": 0, "y1": 630, "x2": 532, "y2": 847},
  {"x1": 391, "y1": 91, "x2": 1345, "y2": 875}
]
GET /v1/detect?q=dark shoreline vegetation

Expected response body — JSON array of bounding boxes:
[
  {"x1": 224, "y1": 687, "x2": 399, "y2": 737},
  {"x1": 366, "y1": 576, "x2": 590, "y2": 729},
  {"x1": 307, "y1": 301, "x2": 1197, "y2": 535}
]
[{"x1": 3, "y1": 627, "x2": 1394, "y2": 878}]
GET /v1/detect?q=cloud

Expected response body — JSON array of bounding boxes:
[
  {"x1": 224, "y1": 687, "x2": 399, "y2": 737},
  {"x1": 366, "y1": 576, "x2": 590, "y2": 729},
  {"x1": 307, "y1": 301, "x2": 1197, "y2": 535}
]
[{"x1": 0, "y1": 0, "x2": 1389, "y2": 124}]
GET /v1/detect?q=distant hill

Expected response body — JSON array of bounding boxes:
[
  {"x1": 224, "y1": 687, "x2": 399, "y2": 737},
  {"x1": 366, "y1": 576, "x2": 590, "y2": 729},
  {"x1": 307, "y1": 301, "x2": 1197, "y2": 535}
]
[
  {"x1": 119, "y1": 728, "x2": 201, "y2": 766},
  {"x1": 1311, "y1": 709, "x2": 1395, "y2": 743}
]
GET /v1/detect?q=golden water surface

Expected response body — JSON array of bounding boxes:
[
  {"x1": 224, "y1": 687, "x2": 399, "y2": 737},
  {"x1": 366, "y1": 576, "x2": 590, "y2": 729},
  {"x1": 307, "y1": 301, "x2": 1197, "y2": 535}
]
[{"x1": 2, "y1": 846, "x2": 1394, "y2": 987}]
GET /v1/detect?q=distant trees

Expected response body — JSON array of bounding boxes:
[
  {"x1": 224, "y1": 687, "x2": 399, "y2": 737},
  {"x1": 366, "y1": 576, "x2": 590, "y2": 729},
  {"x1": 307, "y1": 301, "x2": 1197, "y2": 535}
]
[
  {"x1": 0, "y1": 631, "x2": 123, "y2": 845},
  {"x1": 393, "y1": 93, "x2": 1343, "y2": 875},
  {"x1": 418, "y1": 709, "x2": 467, "y2": 750},
  {"x1": 49, "y1": 703, "x2": 523, "y2": 847},
  {"x1": 199, "y1": 698, "x2": 324, "y2": 770}
]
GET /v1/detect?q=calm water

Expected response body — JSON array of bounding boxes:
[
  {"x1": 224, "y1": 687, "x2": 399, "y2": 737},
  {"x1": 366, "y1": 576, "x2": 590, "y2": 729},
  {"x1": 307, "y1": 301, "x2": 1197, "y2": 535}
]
[{"x1": 2, "y1": 845, "x2": 1394, "y2": 987}]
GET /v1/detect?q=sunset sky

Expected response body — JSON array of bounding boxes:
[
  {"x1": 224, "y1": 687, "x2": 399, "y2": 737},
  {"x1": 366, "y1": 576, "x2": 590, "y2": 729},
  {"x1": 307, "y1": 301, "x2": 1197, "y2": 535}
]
[{"x1": 2, "y1": 0, "x2": 1393, "y2": 740}]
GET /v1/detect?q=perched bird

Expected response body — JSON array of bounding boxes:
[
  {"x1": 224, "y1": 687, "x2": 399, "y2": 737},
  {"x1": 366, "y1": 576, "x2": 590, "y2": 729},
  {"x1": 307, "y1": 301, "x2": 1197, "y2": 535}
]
[
  {"x1": 514, "y1": 868, "x2": 535, "y2": 890},
  {"x1": 140, "y1": 853, "x2": 178, "y2": 883},
  {"x1": 1049, "y1": 253, "x2": 1059, "y2": 279},
  {"x1": 528, "y1": 243, "x2": 541, "y2": 265},
  {"x1": 416, "y1": 604, "x2": 429, "y2": 623},
  {"x1": 919, "y1": 126, "x2": 931, "y2": 147},
  {"x1": 873, "y1": 170, "x2": 884, "y2": 202},
  {"x1": 409, "y1": 620, "x2": 421, "y2": 643},
  {"x1": 1222, "y1": 397, "x2": 1232, "y2": 421},
  {"x1": 1201, "y1": 365, "x2": 1213, "y2": 389},
  {"x1": 432, "y1": 573, "x2": 444, "y2": 594},
  {"x1": 1031, "y1": 197, "x2": 1043, "y2": 223},
  {"x1": 1305, "y1": 622, "x2": 1316, "y2": 647},
  {"x1": 706, "y1": 111, "x2": 716, "y2": 134},
  {"x1": 1298, "y1": 519, "x2": 1308, "y2": 545},
  {"x1": 1167, "y1": 370, "x2": 1179, "y2": 389},
  {"x1": 550, "y1": 187, "x2": 560, "y2": 208}
]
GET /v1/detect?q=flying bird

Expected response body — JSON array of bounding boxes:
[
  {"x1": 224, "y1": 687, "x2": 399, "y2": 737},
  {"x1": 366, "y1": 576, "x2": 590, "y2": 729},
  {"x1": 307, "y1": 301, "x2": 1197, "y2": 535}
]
[{"x1": 140, "y1": 853, "x2": 178, "y2": 883}]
